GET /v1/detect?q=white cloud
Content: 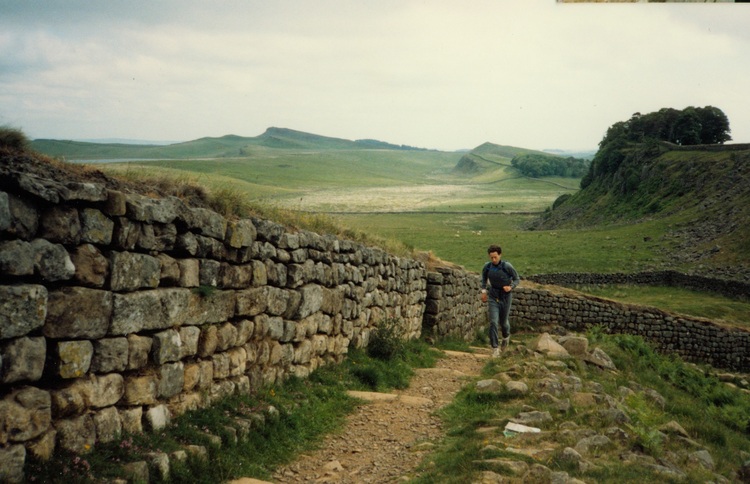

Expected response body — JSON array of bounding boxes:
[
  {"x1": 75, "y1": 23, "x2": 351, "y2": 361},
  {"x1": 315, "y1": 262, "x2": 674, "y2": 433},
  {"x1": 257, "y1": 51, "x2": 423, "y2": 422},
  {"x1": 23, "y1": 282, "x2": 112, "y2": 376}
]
[{"x1": 1, "y1": 0, "x2": 749, "y2": 150}]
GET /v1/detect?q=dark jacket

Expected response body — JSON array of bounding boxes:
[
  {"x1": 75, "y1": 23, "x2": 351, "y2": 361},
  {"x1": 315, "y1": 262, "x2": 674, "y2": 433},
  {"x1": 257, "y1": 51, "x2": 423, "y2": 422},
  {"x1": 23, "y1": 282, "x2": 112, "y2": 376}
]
[{"x1": 481, "y1": 260, "x2": 520, "y2": 300}]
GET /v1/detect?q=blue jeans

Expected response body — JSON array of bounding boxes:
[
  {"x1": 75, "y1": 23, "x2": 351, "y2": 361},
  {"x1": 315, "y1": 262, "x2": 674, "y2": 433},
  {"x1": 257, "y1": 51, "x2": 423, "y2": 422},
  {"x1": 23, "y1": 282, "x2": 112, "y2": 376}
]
[{"x1": 488, "y1": 296, "x2": 512, "y2": 348}]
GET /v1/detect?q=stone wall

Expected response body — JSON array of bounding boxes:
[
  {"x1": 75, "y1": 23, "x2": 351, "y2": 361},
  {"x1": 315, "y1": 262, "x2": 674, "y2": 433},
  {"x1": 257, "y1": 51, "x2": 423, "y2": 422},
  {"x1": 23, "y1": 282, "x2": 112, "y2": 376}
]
[
  {"x1": 0, "y1": 170, "x2": 426, "y2": 467},
  {"x1": 422, "y1": 266, "x2": 484, "y2": 342},
  {"x1": 422, "y1": 268, "x2": 750, "y2": 373},
  {"x1": 511, "y1": 285, "x2": 750, "y2": 372}
]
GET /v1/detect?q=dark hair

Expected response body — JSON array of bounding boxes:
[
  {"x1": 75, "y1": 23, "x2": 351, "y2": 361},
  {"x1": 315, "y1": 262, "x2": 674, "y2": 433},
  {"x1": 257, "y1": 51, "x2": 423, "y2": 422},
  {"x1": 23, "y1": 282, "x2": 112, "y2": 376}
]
[{"x1": 487, "y1": 245, "x2": 502, "y2": 255}]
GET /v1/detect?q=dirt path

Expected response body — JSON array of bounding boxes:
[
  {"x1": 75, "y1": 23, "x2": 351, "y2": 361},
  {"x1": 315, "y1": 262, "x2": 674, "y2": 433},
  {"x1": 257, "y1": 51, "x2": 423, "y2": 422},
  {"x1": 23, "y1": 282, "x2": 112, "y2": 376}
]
[{"x1": 230, "y1": 349, "x2": 489, "y2": 484}]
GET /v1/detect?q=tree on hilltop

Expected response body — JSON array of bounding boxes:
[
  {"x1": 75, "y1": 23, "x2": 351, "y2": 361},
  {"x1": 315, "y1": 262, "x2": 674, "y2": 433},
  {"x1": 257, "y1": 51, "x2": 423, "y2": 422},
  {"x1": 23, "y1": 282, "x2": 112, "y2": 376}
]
[{"x1": 581, "y1": 106, "x2": 732, "y2": 189}]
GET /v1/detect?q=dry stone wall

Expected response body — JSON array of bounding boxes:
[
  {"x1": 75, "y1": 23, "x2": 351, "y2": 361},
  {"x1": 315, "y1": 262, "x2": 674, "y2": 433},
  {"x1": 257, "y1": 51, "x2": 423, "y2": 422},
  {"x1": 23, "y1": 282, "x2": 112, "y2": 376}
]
[
  {"x1": 422, "y1": 266, "x2": 484, "y2": 342},
  {"x1": 423, "y1": 267, "x2": 750, "y2": 373},
  {"x1": 0, "y1": 170, "x2": 426, "y2": 469}
]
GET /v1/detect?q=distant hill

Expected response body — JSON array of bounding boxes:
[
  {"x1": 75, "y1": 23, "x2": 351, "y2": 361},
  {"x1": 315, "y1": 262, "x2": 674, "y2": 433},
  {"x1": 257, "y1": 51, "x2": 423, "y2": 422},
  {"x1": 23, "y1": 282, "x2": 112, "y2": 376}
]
[
  {"x1": 453, "y1": 142, "x2": 556, "y2": 175},
  {"x1": 30, "y1": 127, "x2": 429, "y2": 160}
]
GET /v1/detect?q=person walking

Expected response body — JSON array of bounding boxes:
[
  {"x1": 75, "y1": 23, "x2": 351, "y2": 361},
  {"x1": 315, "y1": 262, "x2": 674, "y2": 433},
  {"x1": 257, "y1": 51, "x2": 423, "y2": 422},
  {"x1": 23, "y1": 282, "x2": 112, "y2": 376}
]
[{"x1": 481, "y1": 245, "x2": 520, "y2": 357}]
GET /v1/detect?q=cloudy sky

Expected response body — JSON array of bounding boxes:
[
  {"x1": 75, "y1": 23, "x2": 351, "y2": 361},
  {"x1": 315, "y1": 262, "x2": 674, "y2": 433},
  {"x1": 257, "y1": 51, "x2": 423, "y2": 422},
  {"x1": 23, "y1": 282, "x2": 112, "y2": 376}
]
[{"x1": 1, "y1": 1, "x2": 749, "y2": 152}]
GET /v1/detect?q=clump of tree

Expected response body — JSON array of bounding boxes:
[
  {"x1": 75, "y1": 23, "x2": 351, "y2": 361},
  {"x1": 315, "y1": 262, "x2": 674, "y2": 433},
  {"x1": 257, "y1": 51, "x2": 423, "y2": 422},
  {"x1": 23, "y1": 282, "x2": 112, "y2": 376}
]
[
  {"x1": 0, "y1": 126, "x2": 30, "y2": 151},
  {"x1": 599, "y1": 106, "x2": 731, "y2": 148},
  {"x1": 511, "y1": 153, "x2": 589, "y2": 178},
  {"x1": 581, "y1": 106, "x2": 731, "y2": 189}
]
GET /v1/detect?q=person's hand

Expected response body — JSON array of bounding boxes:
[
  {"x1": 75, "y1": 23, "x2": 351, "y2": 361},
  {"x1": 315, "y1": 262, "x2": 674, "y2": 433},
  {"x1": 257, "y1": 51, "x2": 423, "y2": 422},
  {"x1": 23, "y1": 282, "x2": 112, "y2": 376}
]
[
  {"x1": 481, "y1": 292, "x2": 488, "y2": 303},
  {"x1": 503, "y1": 285, "x2": 512, "y2": 293}
]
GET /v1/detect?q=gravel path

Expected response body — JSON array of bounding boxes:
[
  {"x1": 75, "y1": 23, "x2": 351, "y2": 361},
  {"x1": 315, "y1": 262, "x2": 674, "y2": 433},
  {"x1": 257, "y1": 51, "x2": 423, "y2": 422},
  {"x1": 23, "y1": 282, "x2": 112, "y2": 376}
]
[{"x1": 229, "y1": 349, "x2": 489, "y2": 484}]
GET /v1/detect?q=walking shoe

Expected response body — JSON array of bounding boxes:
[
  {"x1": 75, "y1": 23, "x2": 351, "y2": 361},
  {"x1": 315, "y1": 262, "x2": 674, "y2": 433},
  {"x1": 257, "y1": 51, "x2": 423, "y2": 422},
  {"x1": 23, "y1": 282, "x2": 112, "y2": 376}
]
[
  {"x1": 501, "y1": 337, "x2": 510, "y2": 351},
  {"x1": 492, "y1": 347, "x2": 500, "y2": 358}
]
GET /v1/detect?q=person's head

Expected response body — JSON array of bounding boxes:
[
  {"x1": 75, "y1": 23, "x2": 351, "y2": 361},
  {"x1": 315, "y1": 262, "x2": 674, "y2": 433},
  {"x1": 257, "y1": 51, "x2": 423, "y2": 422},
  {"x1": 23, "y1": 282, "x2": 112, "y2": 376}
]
[{"x1": 487, "y1": 245, "x2": 502, "y2": 264}]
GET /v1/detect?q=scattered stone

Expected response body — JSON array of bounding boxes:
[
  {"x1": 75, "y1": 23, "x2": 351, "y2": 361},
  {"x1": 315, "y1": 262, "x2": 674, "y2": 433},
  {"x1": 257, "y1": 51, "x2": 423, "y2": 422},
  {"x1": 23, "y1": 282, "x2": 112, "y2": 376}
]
[
  {"x1": 506, "y1": 380, "x2": 529, "y2": 396},
  {"x1": 583, "y1": 347, "x2": 617, "y2": 370},
  {"x1": 689, "y1": 449, "x2": 715, "y2": 470},
  {"x1": 659, "y1": 420, "x2": 690, "y2": 438},
  {"x1": 512, "y1": 410, "x2": 552, "y2": 426},
  {"x1": 475, "y1": 379, "x2": 505, "y2": 394},
  {"x1": 574, "y1": 434, "x2": 613, "y2": 456},
  {"x1": 529, "y1": 333, "x2": 570, "y2": 359}
]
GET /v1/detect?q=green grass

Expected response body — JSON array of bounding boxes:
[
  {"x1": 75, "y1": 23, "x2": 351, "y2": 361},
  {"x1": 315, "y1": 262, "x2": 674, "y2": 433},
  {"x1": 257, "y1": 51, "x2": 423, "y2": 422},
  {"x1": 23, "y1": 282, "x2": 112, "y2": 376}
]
[
  {"x1": 335, "y1": 212, "x2": 672, "y2": 275},
  {"x1": 413, "y1": 331, "x2": 750, "y2": 483}
]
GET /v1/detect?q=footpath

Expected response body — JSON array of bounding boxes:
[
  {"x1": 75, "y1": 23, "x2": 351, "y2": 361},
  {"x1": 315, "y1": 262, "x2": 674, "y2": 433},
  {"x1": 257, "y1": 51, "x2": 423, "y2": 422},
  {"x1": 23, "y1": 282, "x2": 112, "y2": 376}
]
[
  {"x1": 230, "y1": 348, "x2": 489, "y2": 483},
  {"x1": 229, "y1": 333, "x2": 750, "y2": 483}
]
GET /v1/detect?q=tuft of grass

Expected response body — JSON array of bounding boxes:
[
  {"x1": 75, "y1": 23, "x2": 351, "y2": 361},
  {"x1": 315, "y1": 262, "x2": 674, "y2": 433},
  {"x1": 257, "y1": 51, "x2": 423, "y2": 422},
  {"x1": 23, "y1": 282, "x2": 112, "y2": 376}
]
[
  {"x1": 0, "y1": 125, "x2": 30, "y2": 151},
  {"x1": 414, "y1": 331, "x2": 750, "y2": 483}
]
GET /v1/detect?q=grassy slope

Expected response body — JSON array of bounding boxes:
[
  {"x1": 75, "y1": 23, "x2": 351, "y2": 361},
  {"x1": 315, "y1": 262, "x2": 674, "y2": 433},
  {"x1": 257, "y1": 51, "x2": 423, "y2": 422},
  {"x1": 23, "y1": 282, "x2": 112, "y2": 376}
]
[{"x1": 536, "y1": 145, "x2": 750, "y2": 273}]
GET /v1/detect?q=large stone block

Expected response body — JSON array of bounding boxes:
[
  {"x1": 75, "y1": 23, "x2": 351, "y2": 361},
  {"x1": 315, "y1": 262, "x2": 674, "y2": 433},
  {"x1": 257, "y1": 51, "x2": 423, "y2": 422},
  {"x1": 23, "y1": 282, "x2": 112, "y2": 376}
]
[
  {"x1": 31, "y1": 239, "x2": 76, "y2": 282},
  {"x1": 157, "y1": 253, "x2": 180, "y2": 286},
  {"x1": 70, "y1": 243, "x2": 109, "y2": 287},
  {"x1": 44, "y1": 286, "x2": 112, "y2": 339},
  {"x1": 119, "y1": 406, "x2": 143, "y2": 434},
  {"x1": 93, "y1": 406, "x2": 121, "y2": 444},
  {"x1": 0, "y1": 444, "x2": 25, "y2": 483},
  {"x1": 0, "y1": 336, "x2": 46, "y2": 383},
  {"x1": 216, "y1": 322, "x2": 238, "y2": 351},
  {"x1": 158, "y1": 362, "x2": 184, "y2": 399},
  {"x1": 295, "y1": 284, "x2": 323, "y2": 319},
  {"x1": 90, "y1": 337, "x2": 129, "y2": 373},
  {"x1": 125, "y1": 193, "x2": 182, "y2": 224},
  {"x1": 55, "y1": 414, "x2": 96, "y2": 454},
  {"x1": 79, "y1": 207, "x2": 114, "y2": 245},
  {"x1": 55, "y1": 340, "x2": 94, "y2": 379},
  {"x1": 177, "y1": 258, "x2": 200, "y2": 287},
  {"x1": 225, "y1": 219, "x2": 256, "y2": 248},
  {"x1": 187, "y1": 289, "x2": 236, "y2": 325},
  {"x1": 0, "y1": 191, "x2": 9, "y2": 231},
  {"x1": 110, "y1": 251, "x2": 161, "y2": 291},
  {"x1": 111, "y1": 288, "x2": 191, "y2": 335},
  {"x1": 188, "y1": 207, "x2": 227, "y2": 239},
  {"x1": 198, "y1": 325, "x2": 218, "y2": 358},
  {"x1": 179, "y1": 326, "x2": 200, "y2": 358},
  {"x1": 127, "y1": 334, "x2": 152, "y2": 370},
  {"x1": 137, "y1": 222, "x2": 177, "y2": 251},
  {"x1": 0, "y1": 284, "x2": 47, "y2": 339},
  {"x1": 0, "y1": 240, "x2": 34, "y2": 276},
  {"x1": 219, "y1": 262, "x2": 253, "y2": 288},
  {"x1": 88, "y1": 373, "x2": 125, "y2": 409},
  {"x1": 0, "y1": 387, "x2": 51, "y2": 444},
  {"x1": 112, "y1": 217, "x2": 140, "y2": 250},
  {"x1": 235, "y1": 286, "x2": 269, "y2": 317},
  {"x1": 5, "y1": 193, "x2": 39, "y2": 240},
  {"x1": 152, "y1": 329, "x2": 182, "y2": 364},
  {"x1": 123, "y1": 374, "x2": 158, "y2": 405},
  {"x1": 39, "y1": 206, "x2": 81, "y2": 245}
]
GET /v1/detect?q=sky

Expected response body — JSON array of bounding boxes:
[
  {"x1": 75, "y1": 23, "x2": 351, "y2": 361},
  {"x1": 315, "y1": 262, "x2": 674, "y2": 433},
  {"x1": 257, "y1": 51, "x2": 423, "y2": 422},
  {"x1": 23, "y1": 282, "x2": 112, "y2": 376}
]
[{"x1": 1, "y1": 1, "x2": 749, "y2": 152}]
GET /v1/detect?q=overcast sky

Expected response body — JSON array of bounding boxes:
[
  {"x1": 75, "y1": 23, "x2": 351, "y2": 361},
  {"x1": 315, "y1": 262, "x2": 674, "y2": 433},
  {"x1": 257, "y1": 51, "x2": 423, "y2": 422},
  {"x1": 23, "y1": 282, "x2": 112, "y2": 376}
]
[{"x1": 1, "y1": 1, "x2": 749, "y2": 152}]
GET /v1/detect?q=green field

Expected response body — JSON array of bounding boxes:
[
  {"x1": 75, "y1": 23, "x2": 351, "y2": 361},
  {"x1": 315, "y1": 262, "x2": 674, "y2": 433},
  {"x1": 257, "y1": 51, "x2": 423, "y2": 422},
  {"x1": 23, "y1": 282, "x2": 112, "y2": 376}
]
[{"x1": 96, "y1": 146, "x2": 682, "y2": 276}]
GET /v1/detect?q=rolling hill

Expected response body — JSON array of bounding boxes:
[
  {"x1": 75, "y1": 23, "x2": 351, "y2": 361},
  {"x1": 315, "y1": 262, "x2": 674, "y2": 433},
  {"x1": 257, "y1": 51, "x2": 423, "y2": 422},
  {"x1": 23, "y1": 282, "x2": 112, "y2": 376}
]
[
  {"x1": 29, "y1": 127, "x2": 430, "y2": 161},
  {"x1": 453, "y1": 142, "x2": 555, "y2": 175}
]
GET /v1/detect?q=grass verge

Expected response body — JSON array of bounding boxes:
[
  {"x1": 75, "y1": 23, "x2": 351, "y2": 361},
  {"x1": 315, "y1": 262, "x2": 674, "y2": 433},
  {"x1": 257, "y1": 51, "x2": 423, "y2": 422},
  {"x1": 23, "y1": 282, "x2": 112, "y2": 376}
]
[
  {"x1": 412, "y1": 330, "x2": 750, "y2": 483},
  {"x1": 24, "y1": 338, "x2": 442, "y2": 483}
]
